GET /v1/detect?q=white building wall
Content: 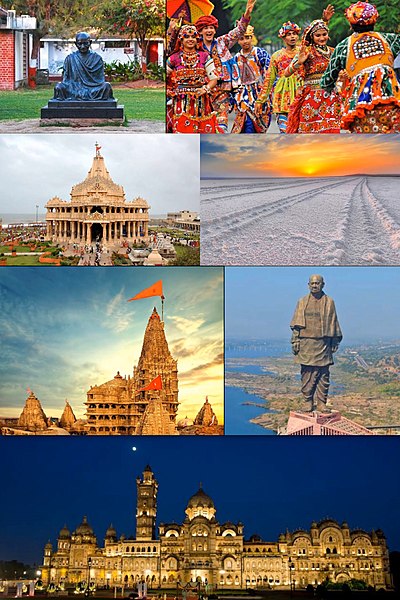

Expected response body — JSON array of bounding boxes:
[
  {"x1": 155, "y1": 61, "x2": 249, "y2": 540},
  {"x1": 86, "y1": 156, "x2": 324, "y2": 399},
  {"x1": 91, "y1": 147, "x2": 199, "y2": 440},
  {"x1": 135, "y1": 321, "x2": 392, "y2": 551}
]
[
  {"x1": 39, "y1": 39, "x2": 162, "y2": 75},
  {"x1": 14, "y1": 30, "x2": 24, "y2": 82}
]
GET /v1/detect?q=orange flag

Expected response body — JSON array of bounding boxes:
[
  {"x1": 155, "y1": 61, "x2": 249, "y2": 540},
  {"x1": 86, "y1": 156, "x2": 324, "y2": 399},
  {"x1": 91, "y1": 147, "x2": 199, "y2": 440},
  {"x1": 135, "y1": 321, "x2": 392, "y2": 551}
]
[
  {"x1": 128, "y1": 280, "x2": 164, "y2": 302},
  {"x1": 137, "y1": 375, "x2": 163, "y2": 392}
]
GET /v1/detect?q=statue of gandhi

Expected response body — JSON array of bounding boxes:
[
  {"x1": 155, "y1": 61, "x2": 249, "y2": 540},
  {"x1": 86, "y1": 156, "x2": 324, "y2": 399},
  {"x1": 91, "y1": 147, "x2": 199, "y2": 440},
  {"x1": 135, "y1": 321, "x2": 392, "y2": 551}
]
[
  {"x1": 290, "y1": 274, "x2": 342, "y2": 412},
  {"x1": 54, "y1": 32, "x2": 113, "y2": 101}
]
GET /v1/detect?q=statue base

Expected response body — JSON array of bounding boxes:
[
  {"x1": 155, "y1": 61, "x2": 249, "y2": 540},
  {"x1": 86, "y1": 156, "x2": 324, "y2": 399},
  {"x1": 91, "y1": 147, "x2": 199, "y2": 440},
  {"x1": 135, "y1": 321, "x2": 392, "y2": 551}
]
[
  {"x1": 41, "y1": 99, "x2": 124, "y2": 120},
  {"x1": 282, "y1": 410, "x2": 374, "y2": 436}
]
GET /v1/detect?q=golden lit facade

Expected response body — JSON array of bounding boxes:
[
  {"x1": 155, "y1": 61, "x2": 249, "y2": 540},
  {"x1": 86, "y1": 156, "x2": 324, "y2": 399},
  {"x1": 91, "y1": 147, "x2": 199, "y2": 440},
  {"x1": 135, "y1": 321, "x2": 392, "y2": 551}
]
[
  {"x1": 85, "y1": 308, "x2": 178, "y2": 435},
  {"x1": 41, "y1": 466, "x2": 391, "y2": 590}
]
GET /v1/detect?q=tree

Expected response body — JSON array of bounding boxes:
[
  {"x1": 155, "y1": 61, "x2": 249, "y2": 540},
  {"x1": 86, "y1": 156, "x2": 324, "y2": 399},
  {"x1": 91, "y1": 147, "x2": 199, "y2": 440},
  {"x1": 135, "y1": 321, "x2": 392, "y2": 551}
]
[
  {"x1": 2, "y1": 0, "x2": 96, "y2": 58},
  {"x1": 99, "y1": 0, "x2": 165, "y2": 72},
  {"x1": 170, "y1": 246, "x2": 200, "y2": 266},
  {"x1": 222, "y1": 0, "x2": 400, "y2": 48}
]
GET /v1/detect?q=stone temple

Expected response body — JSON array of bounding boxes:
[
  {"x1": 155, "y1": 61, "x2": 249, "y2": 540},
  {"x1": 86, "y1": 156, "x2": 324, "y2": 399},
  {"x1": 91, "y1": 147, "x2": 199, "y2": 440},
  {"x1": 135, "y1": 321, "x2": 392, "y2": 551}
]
[
  {"x1": 45, "y1": 146, "x2": 149, "y2": 247},
  {"x1": 0, "y1": 308, "x2": 222, "y2": 436},
  {"x1": 40, "y1": 465, "x2": 391, "y2": 591},
  {"x1": 86, "y1": 307, "x2": 179, "y2": 435}
]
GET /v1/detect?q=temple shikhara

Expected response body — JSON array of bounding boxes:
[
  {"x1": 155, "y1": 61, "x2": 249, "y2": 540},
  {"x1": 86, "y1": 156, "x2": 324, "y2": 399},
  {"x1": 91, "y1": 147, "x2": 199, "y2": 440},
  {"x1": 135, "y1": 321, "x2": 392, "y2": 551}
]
[
  {"x1": 40, "y1": 465, "x2": 391, "y2": 591},
  {"x1": 45, "y1": 145, "x2": 150, "y2": 247},
  {"x1": 86, "y1": 307, "x2": 179, "y2": 435},
  {"x1": 0, "y1": 306, "x2": 222, "y2": 436}
]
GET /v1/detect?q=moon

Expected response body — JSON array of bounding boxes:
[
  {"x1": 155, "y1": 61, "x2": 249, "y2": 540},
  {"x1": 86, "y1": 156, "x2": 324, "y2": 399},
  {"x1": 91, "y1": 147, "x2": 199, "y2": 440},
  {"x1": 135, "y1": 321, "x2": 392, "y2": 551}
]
[{"x1": 132, "y1": 447, "x2": 137, "y2": 451}]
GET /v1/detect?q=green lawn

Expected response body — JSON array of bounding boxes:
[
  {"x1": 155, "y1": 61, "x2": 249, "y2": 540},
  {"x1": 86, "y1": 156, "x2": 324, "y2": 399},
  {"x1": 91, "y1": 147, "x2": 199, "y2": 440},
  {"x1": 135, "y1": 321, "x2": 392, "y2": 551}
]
[
  {"x1": 0, "y1": 85, "x2": 165, "y2": 121},
  {"x1": 0, "y1": 245, "x2": 33, "y2": 252},
  {"x1": 0, "y1": 255, "x2": 46, "y2": 266}
]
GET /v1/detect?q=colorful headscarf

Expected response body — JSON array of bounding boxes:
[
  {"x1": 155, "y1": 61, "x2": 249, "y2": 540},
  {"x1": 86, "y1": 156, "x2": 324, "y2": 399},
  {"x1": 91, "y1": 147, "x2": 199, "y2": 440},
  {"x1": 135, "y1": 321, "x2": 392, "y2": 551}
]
[
  {"x1": 195, "y1": 15, "x2": 219, "y2": 33},
  {"x1": 176, "y1": 24, "x2": 199, "y2": 50},
  {"x1": 303, "y1": 19, "x2": 329, "y2": 45},
  {"x1": 278, "y1": 21, "x2": 301, "y2": 39},
  {"x1": 345, "y1": 2, "x2": 379, "y2": 26}
]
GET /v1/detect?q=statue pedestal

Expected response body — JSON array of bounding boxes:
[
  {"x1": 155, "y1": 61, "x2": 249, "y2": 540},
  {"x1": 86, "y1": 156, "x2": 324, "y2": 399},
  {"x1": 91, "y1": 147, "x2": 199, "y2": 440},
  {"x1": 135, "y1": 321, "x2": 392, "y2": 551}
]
[
  {"x1": 283, "y1": 410, "x2": 374, "y2": 436},
  {"x1": 41, "y1": 99, "x2": 124, "y2": 121}
]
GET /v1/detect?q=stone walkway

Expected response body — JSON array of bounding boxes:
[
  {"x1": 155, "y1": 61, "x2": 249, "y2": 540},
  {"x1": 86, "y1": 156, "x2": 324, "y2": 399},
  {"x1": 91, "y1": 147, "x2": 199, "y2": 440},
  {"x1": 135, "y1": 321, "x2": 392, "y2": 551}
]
[
  {"x1": 0, "y1": 119, "x2": 165, "y2": 133},
  {"x1": 77, "y1": 251, "x2": 113, "y2": 266}
]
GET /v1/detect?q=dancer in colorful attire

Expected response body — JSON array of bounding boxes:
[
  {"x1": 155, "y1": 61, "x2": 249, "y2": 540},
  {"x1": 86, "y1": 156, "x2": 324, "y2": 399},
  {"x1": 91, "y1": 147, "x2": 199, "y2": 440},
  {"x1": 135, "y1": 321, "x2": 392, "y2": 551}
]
[
  {"x1": 231, "y1": 25, "x2": 271, "y2": 133},
  {"x1": 195, "y1": 0, "x2": 256, "y2": 133},
  {"x1": 321, "y1": 2, "x2": 400, "y2": 133},
  {"x1": 166, "y1": 24, "x2": 218, "y2": 133},
  {"x1": 255, "y1": 22, "x2": 302, "y2": 133},
  {"x1": 285, "y1": 7, "x2": 342, "y2": 134}
]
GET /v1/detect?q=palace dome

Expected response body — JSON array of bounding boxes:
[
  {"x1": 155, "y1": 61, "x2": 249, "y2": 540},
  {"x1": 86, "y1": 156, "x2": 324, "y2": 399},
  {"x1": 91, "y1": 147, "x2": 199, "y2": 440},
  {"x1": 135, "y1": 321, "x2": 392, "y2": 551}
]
[
  {"x1": 75, "y1": 516, "x2": 94, "y2": 535},
  {"x1": 187, "y1": 487, "x2": 215, "y2": 510}
]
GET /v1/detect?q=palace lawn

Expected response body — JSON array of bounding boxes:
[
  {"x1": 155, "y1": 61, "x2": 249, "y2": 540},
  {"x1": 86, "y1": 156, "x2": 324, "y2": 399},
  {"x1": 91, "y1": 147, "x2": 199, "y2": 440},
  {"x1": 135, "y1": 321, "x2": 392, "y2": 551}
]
[{"x1": 0, "y1": 86, "x2": 164, "y2": 121}]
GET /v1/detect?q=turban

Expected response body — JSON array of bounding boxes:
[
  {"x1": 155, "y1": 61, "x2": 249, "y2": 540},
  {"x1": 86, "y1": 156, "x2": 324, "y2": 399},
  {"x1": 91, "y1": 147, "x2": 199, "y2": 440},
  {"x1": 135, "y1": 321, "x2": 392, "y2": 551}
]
[
  {"x1": 345, "y1": 2, "x2": 379, "y2": 26},
  {"x1": 241, "y1": 24, "x2": 257, "y2": 46},
  {"x1": 278, "y1": 21, "x2": 301, "y2": 38},
  {"x1": 195, "y1": 15, "x2": 219, "y2": 32}
]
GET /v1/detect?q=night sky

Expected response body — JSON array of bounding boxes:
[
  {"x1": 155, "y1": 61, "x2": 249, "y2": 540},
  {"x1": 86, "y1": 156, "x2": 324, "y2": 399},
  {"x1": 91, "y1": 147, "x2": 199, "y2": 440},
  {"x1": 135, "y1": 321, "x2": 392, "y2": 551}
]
[{"x1": 1, "y1": 436, "x2": 399, "y2": 565}]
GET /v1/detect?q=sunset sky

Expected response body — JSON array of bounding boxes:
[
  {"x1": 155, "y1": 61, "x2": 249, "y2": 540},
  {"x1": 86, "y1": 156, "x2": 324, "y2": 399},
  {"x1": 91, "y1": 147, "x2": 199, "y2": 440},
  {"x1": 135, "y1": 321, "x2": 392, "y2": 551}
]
[
  {"x1": 0, "y1": 267, "x2": 223, "y2": 422},
  {"x1": 201, "y1": 135, "x2": 400, "y2": 178}
]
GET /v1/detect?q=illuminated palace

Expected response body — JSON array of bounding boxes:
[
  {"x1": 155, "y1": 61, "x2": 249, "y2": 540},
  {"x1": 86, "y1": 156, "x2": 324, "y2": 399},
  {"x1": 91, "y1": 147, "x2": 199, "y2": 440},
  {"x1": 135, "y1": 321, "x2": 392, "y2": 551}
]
[
  {"x1": 45, "y1": 146, "x2": 149, "y2": 247},
  {"x1": 41, "y1": 466, "x2": 391, "y2": 591}
]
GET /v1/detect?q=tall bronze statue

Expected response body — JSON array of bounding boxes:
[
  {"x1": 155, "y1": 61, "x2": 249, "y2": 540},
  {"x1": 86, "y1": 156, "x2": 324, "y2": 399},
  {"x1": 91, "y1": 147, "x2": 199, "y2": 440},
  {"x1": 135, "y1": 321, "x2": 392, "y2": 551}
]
[
  {"x1": 54, "y1": 32, "x2": 113, "y2": 101},
  {"x1": 290, "y1": 274, "x2": 342, "y2": 412}
]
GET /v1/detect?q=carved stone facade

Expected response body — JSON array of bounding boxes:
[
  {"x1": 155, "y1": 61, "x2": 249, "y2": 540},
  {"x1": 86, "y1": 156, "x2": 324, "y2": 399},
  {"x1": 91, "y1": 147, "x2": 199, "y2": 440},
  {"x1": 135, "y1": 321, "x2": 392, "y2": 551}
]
[
  {"x1": 1, "y1": 309, "x2": 220, "y2": 436},
  {"x1": 45, "y1": 147, "x2": 149, "y2": 247},
  {"x1": 17, "y1": 391, "x2": 48, "y2": 431},
  {"x1": 85, "y1": 308, "x2": 179, "y2": 435},
  {"x1": 41, "y1": 466, "x2": 391, "y2": 591}
]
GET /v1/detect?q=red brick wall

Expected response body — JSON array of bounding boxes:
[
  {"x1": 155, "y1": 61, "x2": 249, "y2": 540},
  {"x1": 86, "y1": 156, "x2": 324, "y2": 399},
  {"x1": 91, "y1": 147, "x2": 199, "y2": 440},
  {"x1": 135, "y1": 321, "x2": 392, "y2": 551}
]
[{"x1": 0, "y1": 31, "x2": 15, "y2": 90}]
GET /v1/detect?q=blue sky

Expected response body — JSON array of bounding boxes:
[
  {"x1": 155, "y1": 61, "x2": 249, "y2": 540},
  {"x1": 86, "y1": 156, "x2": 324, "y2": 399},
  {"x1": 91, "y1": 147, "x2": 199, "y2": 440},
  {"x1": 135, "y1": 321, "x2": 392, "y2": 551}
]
[
  {"x1": 0, "y1": 267, "x2": 223, "y2": 420},
  {"x1": 226, "y1": 266, "x2": 400, "y2": 343},
  {"x1": 0, "y1": 436, "x2": 399, "y2": 564}
]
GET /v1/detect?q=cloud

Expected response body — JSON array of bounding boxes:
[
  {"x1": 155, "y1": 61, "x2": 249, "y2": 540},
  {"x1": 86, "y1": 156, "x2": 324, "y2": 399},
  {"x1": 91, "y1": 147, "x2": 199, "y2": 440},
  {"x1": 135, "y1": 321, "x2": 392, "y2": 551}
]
[{"x1": 167, "y1": 315, "x2": 205, "y2": 334}]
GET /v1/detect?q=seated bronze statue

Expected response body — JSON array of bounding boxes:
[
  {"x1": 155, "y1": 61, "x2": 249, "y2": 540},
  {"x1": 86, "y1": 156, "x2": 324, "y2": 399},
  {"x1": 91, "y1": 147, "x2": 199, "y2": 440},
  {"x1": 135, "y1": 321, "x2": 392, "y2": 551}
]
[{"x1": 54, "y1": 32, "x2": 113, "y2": 101}]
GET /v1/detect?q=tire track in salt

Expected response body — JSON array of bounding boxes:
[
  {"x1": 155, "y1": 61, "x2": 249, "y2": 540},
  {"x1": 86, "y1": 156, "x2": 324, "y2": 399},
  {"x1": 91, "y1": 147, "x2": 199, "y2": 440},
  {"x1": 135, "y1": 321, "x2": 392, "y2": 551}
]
[
  {"x1": 201, "y1": 179, "x2": 330, "y2": 205},
  {"x1": 202, "y1": 179, "x2": 357, "y2": 242},
  {"x1": 337, "y1": 178, "x2": 400, "y2": 264}
]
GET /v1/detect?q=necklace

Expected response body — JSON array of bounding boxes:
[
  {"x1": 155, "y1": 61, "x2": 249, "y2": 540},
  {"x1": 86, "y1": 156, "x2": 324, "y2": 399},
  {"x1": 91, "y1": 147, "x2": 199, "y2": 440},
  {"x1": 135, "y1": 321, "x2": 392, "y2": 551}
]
[
  {"x1": 315, "y1": 44, "x2": 330, "y2": 57},
  {"x1": 181, "y1": 50, "x2": 199, "y2": 68}
]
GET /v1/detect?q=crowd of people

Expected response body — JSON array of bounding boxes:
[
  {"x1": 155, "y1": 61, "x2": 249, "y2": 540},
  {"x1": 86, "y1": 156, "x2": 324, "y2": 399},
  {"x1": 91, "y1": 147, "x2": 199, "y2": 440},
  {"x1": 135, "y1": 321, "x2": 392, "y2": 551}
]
[{"x1": 166, "y1": 1, "x2": 400, "y2": 134}]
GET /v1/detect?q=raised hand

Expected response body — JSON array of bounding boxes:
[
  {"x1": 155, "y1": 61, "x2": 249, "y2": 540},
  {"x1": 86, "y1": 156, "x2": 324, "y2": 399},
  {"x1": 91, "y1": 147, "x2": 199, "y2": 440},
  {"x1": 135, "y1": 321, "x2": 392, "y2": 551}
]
[
  {"x1": 322, "y1": 4, "x2": 335, "y2": 22},
  {"x1": 244, "y1": 0, "x2": 256, "y2": 19}
]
